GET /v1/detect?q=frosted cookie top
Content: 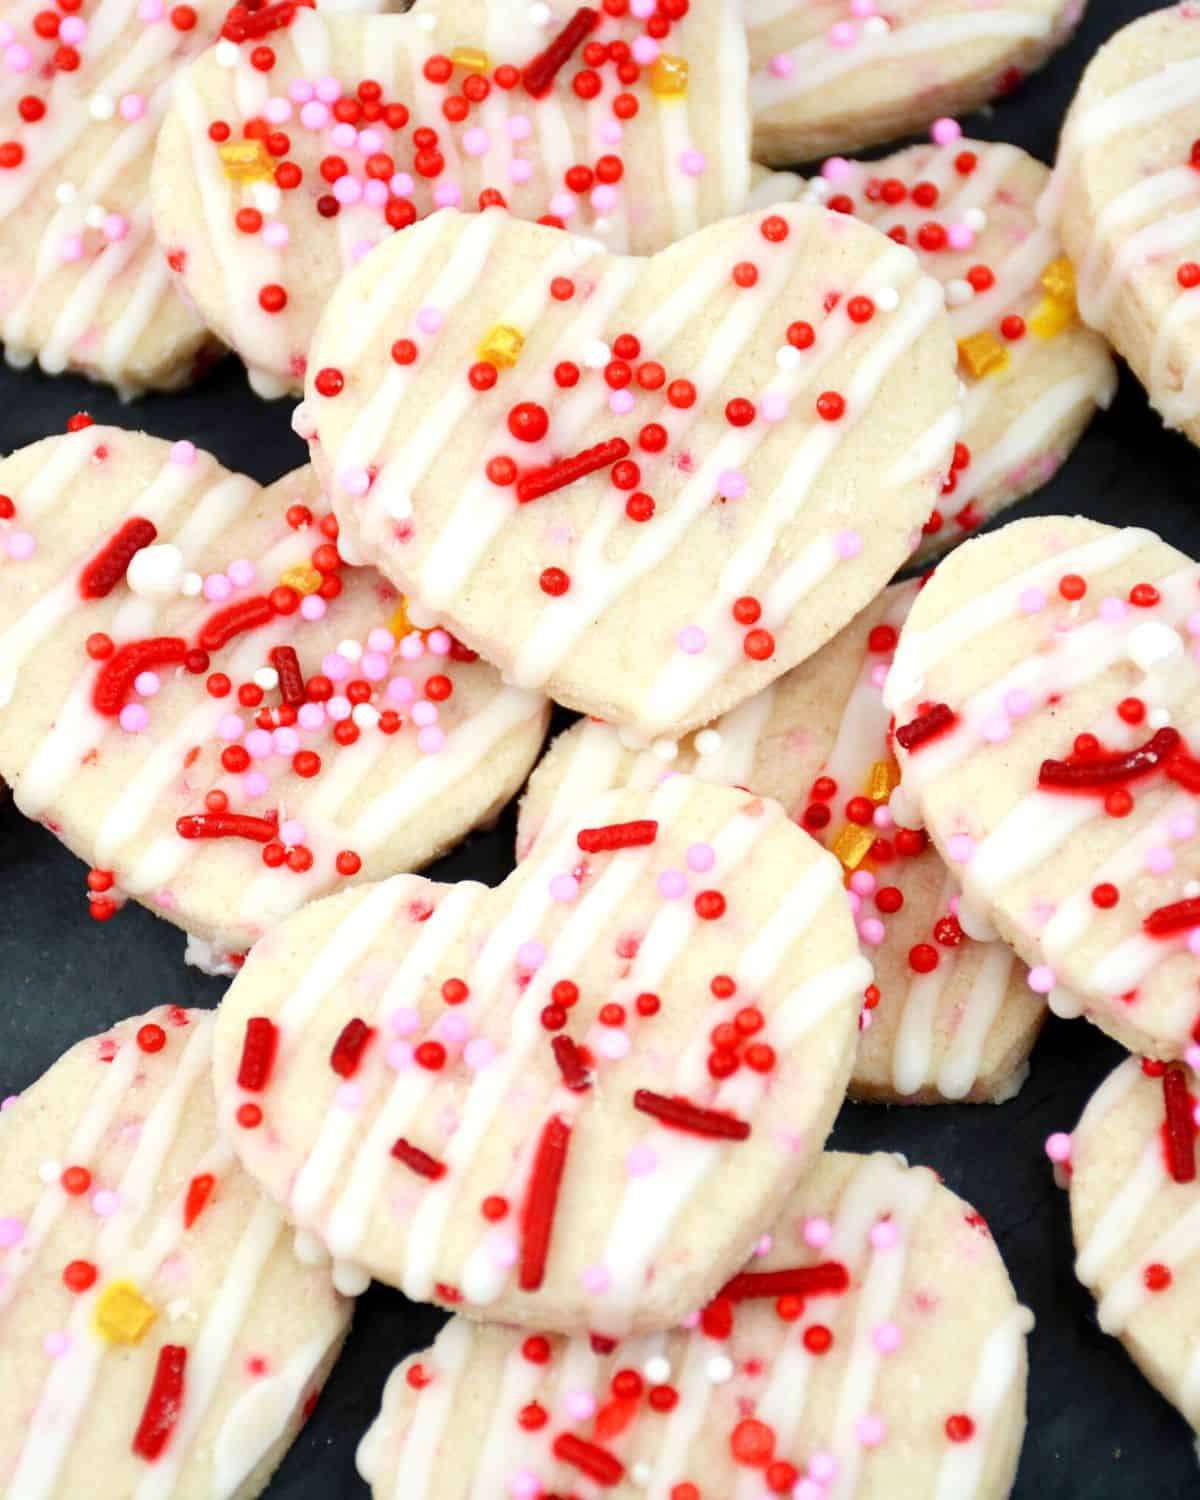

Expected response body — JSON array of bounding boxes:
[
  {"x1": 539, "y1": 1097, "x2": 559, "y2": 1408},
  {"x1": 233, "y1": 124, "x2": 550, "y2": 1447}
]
[
  {"x1": 747, "y1": 0, "x2": 1082, "y2": 167},
  {"x1": 518, "y1": 581, "x2": 1046, "y2": 1106},
  {"x1": 357, "y1": 1150, "x2": 1031, "y2": 1500},
  {"x1": 1068, "y1": 1053, "x2": 1200, "y2": 1430},
  {"x1": 0, "y1": 425, "x2": 549, "y2": 962},
  {"x1": 782, "y1": 138, "x2": 1115, "y2": 562},
  {"x1": 1048, "y1": 4, "x2": 1200, "y2": 447},
  {"x1": 0, "y1": 1006, "x2": 351, "y2": 1500},
  {"x1": 885, "y1": 514, "x2": 1200, "y2": 1060},
  {"x1": 151, "y1": 0, "x2": 752, "y2": 395},
  {"x1": 304, "y1": 202, "x2": 959, "y2": 740},
  {"x1": 213, "y1": 779, "x2": 869, "y2": 1334}
]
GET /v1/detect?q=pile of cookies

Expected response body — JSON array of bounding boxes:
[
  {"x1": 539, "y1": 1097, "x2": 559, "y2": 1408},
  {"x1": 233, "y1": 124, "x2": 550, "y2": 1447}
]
[{"x1": 2, "y1": 0, "x2": 1200, "y2": 1494}]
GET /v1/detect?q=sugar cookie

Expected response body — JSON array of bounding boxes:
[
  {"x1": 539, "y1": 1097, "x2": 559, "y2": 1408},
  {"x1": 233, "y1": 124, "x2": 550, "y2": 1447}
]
[
  {"x1": 886, "y1": 514, "x2": 1200, "y2": 1061},
  {"x1": 213, "y1": 779, "x2": 869, "y2": 1333},
  {"x1": 0, "y1": 1006, "x2": 351, "y2": 1499},
  {"x1": 358, "y1": 1150, "x2": 1031, "y2": 1500},
  {"x1": 0, "y1": 425, "x2": 548, "y2": 966},
  {"x1": 305, "y1": 202, "x2": 959, "y2": 741},
  {"x1": 152, "y1": 0, "x2": 753, "y2": 396},
  {"x1": 519, "y1": 582, "x2": 1045, "y2": 1105}
]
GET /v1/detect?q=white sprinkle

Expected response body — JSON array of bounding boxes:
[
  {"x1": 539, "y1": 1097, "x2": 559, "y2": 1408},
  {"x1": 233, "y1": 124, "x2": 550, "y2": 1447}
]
[
  {"x1": 863, "y1": 13, "x2": 889, "y2": 34},
  {"x1": 383, "y1": 489, "x2": 413, "y2": 521},
  {"x1": 874, "y1": 286, "x2": 900, "y2": 312},
  {"x1": 630, "y1": 1462, "x2": 651, "y2": 1486},
  {"x1": 291, "y1": 401, "x2": 317, "y2": 440},
  {"x1": 333, "y1": 1258, "x2": 370, "y2": 1296},
  {"x1": 293, "y1": 1229, "x2": 330, "y2": 1266},
  {"x1": 54, "y1": 182, "x2": 77, "y2": 205},
  {"x1": 775, "y1": 344, "x2": 802, "y2": 370},
  {"x1": 963, "y1": 207, "x2": 987, "y2": 232},
  {"x1": 127, "y1": 543, "x2": 186, "y2": 602},
  {"x1": 215, "y1": 38, "x2": 239, "y2": 65},
  {"x1": 643, "y1": 1355, "x2": 671, "y2": 1383},
  {"x1": 406, "y1": 598, "x2": 438, "y2": 630},
  {"x1": 180, "y1": 571, "x2": 203, "y2": 597},
  {"x1": 581, "y1": 338, "x2": 610, "y2": 368},
  {"x1": 1129, "y1": 621, "x2": 1183, "y2": 672},
  {"x1": 352, "y1": 703, "x2": 380, "y2": 729},
  {"x1": 807, "y1": 177, "x2": 832, "y2": 203},
  {"x1": 693, "y1": 728, "x2": 722, "y2": 756},
  {"x1": 84, "y1": 204, "x2": 107, "y2": 229},
  {"x1": 89, "y1": 93, "x2": 115, "y2": 120},
  {"x1": 252, "y1": 181, "x2": 282, "y2": 214},
  {"x1": 253, "y1": 667, "x2": 279, "y2": 691},
  {"x1": 705, "y1": 1354, "x2": 734, "y2": 1383},
  {"x1": 337, "y1": 638, "x2": 364, "y2": 663},
  {"x1": 1149, "y1": 707, "x2": 1172, "y2": 728},
  {"x1": 944, "y1": 279, "x2": 972, "y2": 307},
  {"x1": 166, "y1": 1298, "x2": 191, "y2": 1321},
  {"x1": 37, "y1": 1160, "x2": 61, "y2": 1185},
  {"x1": 651, "y1": 737, "x2": 678, "y2": 763},
  {"x1": 414, "y1": 9, "x2": 436, "y2": 26},
  {"x1": 528, "y1": 1, "x2": 551, "y2": 22}
]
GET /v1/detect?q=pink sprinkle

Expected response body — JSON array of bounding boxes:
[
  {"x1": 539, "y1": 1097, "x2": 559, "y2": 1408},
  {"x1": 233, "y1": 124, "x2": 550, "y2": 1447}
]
[
  {"x1": 1019, "y1": 587, "x2": 1046, "y2": 614},
  {"x1": 203, "y1": 573, "x2": 233, "y2": 603},
  {"x1": 4, "y1": 42, "x2": 31, "y2": 71},
  {"x1": 287, "y1": 79, "x2": 314, "y2": 103},
  {"x1": 5, "y1": 531, "x2": 35, "y2": 560},
  {"x1": 390, "y1": 172, "x2": 414, "y2": 198},
  {"x1": 265, "y1": 97, "x2": 292, "y2": 124},
  {"x1": 509, "y1": 158, "x2": 533, "y2": 185},
  {"x1": 856, "y1": 1415, "x2": 887, "y2": 1447},
  {"x1": 363, "y1": 180, "x2": 388, "y2": 209},
  {"x1": 315, "y1": 75, "x2": 341, "y2": 103},
  {"x1": 271, "y1": 726, "x2": 298, "y2": 756},
  {"x1": 1028, "y1": 965, "x2": 1056, "y2": 995},
  {"x1": 931, "y1": 117, "x2": 962, "y2": 145},
  {"x1": 336, "y1": 1082, "x2": 363, "y2": 1111},
  {"x1": 511, "y1": 1470, "x2": 540, "y2": 1500},
  {"x1": 391, "y1": 1007, "x2": 420, "y2": 1036},
  {"x1": 767, "y1": 52, "x2": 793, "y2": 78},
  {"x1": 849, "y1": 870, "x2": 875, "y2": 895},
  {"x1": 610, "y1": 389, "x2": 635, "y2": 415},
  {"x1": 717, "y1": 469, "x2": 746, "y2": 500},
  {"x1": 518, "y1": 940, "x2": 545, "y2": 970},
  {"x1": 626, "y1": 1143, "x2": 657, "y2": 1176},
  {"x1": 947, "y1": 832, "x2": 974, "y2": 864},
  {"x1": 507, "y1": 114, "x2": 532, "y2": 141},
  {"x1": 591, "y1": 184, "x2": 618, "y2": 213},
  {"x1": 300, "y1": 595, "x2": 326, "y2": 621},
  {"x1": 59, "y1": 15, "x2": 86, "y2": 41},
  {"x1": 58, "y1": 235, "x2": 83, "y2": 263},
  {"x1": 464, "y1": 1037, "x2": 495, "y2": 1071},
  {"x1": 418, "y1": 726, "x2": 445, "y2": 754},
  {"x1": 0, "y1": 1218, "x2": 24, "y2": 1248},
  {"x1": 387, "y1": 676, "x2": 416, "y2": 705},
  {"x1": 795, "y1": 1484, "x2": 823, "y2": 1500},
  {"x1": 872, "y1": 1321, "x2": 901, "y2": 1353},
  {"x1": 858, "y1": 917, "x2": 885, "y2": 946},
  {"x1": 92, "y1": 1190, "x2": 120, "y2": 1218},
  {"x1": 263, "y1": 221, "x2": 289, "y2": 248},
  {"x1": 436, "y1": 1013, "x2": 468, "y2": 1044},
  {"x1": 550, "y1": 873, "x2": 580, "y2": 903},
  {"x1": 400, "y1": 635, "x2": 425, "y2": 662},
  {"x1": 1170, "y1": 814, "x2": 1197, "y2": 841},
  {"x1": 761, "y1": 392, "x2": 789, "y2": 423},
  {"x1": 137, "y1": 0, "x2": 163, "y2": 17},
  {"x1": 134, "y1": 671, "x2": 160, "y2": 698},
  {"x1": 803, "y1": 1215, "x2": 832, "y2": 1248},
  {"x1": 869, "y1": 1219, "x2": 898, "y2": 1250},
  {"x1": 326, "y1": 696, "x2": 352, "y2": 723},
  {"x1": 227, "y1": 558, "x2": 255, "y2": 587},
  {"x1": 600, "y1": 121, "x2": 622, "y2": 145},
  {"x1": 360, "y1": 650, "x2": 389, "y2": 682},
  {"x1": 597, "y1": 1029, "x2": 629, "y2": 1061},
  {"x1": 427, "y1": 629, "x2": 452, "y2": 656},
  {"x1": 300, "y1": 100, "x2": 329, "y2": 130},
  {"x1": 657, "y1": 869, "x2": 687, "y2": 899},
  {"x1": 678, "y1": 148, "x2": 706, "y2": 176},
  {"x1": 1146, "y1": 847, "x2": 1174, "y2": 875},
  {"x1": 333, "y1": 175, "x2": 362, "y2": 206},
  {"x1": 754, "y1": 1233, "x2": 773, "y2": 1257},
  {"x1": 416, "y1": 307, "x2": 444, "y2": 335},
  {"x1": 1044, "y1": 1131, "x2": 1072, "y2": 1164},
  {"x1": 217, "y1": 714, "x2": 244, "y2": 741},
  {"x1": 119, "y1": 92, "x2": 146, "y2": 121},
  {"x1": 368, "y1": 627, "x2": 395, "y2": 652},
  {"x1": 835, "y1": 530, "x2": 862, "y2": 560},
  {"x1": 119, "y1": 704, "x2": 148, "y2": 734},
  {"x1": 330, "y1": 121, "x2": 357, "y2": 150},
  {"x1": 386, "y1": 1041, "x2": 414, "y2": 1071},
  {"x1": 411, "y1": 700, "x2": 438, "y2": 728},
  {"x1": 242, "y1": 771, "x2": 268, "y2": 798},
  {"x1": 678, "y1": 625, "x2": 706, "y2": 654},
  {"x1": 822, "y1": 156, "x2": 853, "y2": 183},
  {"x1": 434, "y1": 182, "x2": 462, "y2": 208},
  {"x1": 357, "y1": 127, "x2": 382, "y2": 154},
  {"x1": 982, "y1": 714, "x2": 1011, "y2": 744},
  {"x1": 280, "y1": 819, "x2": 305, "y2": 846},
  {"x1": 808, "y1": 1454, "x2": 838, "y2": 1483},
  {"x1": 828, "y1": 20, "x2": 856, "y2": 45},
  {"x1": 1188, "y1": 1045, "x2": 1200, "y2": 1072},
  {"x1": 947, "y1": 223, "x2": 975, "y2": 251},
  {"x1": 1099, "y1": 596, "x2": 1127, "y2": 623},
  {"x1": 244, "y1": 729, "x2": 273, "y2": 760},
  {"x1": 323, "y1": 652, "x2": 350, "y2": 682},
  {"x1": 631, "y1": 35, "x2": 658, "y2": 63},
  {"x1": 43, "y1": 1331, "x2": 71, "y2": 1358},
  {"x1": 463, "y1": 127, "x2": 490, "y2": 157},
  {"x1": 686, "y1": 842, "x2": 715, "y2": 873},
  {"x1": 1004, "y1": 688, "x2": 1032, "y2": 717},
  {"x1": 170, "y1": 440, "x2": 196, "y2": 466},
  {"x1": 872, "y1": 805, "x2": 892, "y2": 829},
  {"x1": 579, "y1": 1266, "x2": 609, "y2": 1296},
  {"x1": 489, "y1": 1234, "x2": 518, "y2": 1267}
]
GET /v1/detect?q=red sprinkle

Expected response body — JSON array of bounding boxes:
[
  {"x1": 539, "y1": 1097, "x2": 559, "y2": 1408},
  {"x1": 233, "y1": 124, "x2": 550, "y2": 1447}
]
[
  {"x1": 1145, "y1": 897, "x2": 1200, "y2": 938},
  {"x1": 269, "y1": 644, "x2": 305, "y2": 706},
  {"x1": 176, "y1": 812, "x2": 277, "y2": 843},
  {"x1": 93, "y1": 637, "x2": 187, "y2": 716},
  {"x1": 330, "y1": 1018, "x2": 375, "y2": 1078},
  {"x1": 1039, "y1": 728, "x2": 1180, "y2": 793},
  {"x1": 183, "y1": 1173, "x2": 216, "y2": 1229},
  {"x1": 552, "y1": 1034, "x2": 592, "y2": 1092},
  {"x1": 576, "y1": 819, "x2": 658, "y2": 853},
  {"x1": 551, "y1": 1432, "x2": 624, "y2": 1487},
  {"x1": 519, "y1": 1115, "x2": 571, "y2": 1291},
  {"x1": 633, "y1": 1090, "x2": 750, "y2": 1140},
  {"x1": 391, "y1": 1137, "x2": 447, "y2": 1180},
  {"x1": 1163, "y1": 1065, "x2": 1197, "y2": 1183},
  {"x1": 237, "y1": 1017, "x2": 279, "y2": 1092},
  {"x1": 517, "y1": 437, "x2": 630, "y2": 503},
  {"x1": 197, "y1": 595, "x2": 275, "y2": 653},
  {"x1": 131, "y1": 1345, "x2": 187, "y2": 1461},
  {"x1": 80, "y1": 517, "x2": 157, "y2": 599},
  {"x1": 719, "y1": 1261, "x2": 849, "y2": 1302},
  {"x1": 521, "y1": 6, "x2": 598, "y2": 96},
  {"x1": 895, "y1": 703, "x2": 958, "y2": 752}
]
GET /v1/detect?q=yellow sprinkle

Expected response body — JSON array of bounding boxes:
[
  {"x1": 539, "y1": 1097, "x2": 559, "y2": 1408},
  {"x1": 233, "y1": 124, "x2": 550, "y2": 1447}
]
[
  {"x1": 868, "y1": 759, "x2": 898, "y2": 803},
  {"x1": 1029, "y1": 295, "x2": 1075, "y2": 340},
  {"x1": 1040, "y1": 255, "x2": 1076, "y2": 305},
  {"x1": 451, "y1": 45, "x2": 490, "y2": 72},
  {"x1": 649, "y1": 54, "x2": 688, "y2": 96},
  {"x1": 94, "y1": 1280, "x2": 157, "y2": 1345},
  {"x1": 477, "y1": 324, "x2": 525, "y2": 369},
  {"x1": 217, "y1": 138, "x2": 274, "y2": 184},
  {"x1": 279, "y1": 564, "x2": 322, "y2": 597},
  {"x1": 957, "y1": 331, "x2": 1010, "y2": 380},
  {"x1": 832, "y1": 824, "x2": 875, "y2": 873},
  {"x1": 389, "y1": 598, "x2": 415, "y2": 640}
]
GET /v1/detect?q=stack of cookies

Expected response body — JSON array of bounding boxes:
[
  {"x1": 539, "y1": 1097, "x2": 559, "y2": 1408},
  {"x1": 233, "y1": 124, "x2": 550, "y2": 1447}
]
[{"x1": 2, "y1": 2, "x2": 1200, "y2": 1496}]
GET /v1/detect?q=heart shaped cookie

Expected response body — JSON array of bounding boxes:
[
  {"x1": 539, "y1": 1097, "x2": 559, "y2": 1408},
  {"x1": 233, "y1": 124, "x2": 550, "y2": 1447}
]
[
  {"x1": 782, "y1": 139, "x2": 1115, "y2": 563},
  {"x1": 1049, "y1": 6, "x2": 1200, "y2": 447},
  {"x1": 304, "y1": 202, "x2": 960, "y2": 740},
  {"x1": 212, "y1": 778, "x2": 869, "y2": 1334},
  {"x1": 0, "y1": 1006, "x2": 351, "y2": 1500},
  {"x1": 1067, "y1": 1054, "x2": 1200, "y2": 1430},
  {"x1": 151, "y1": 0, "x2": 753, "y2": 396},
  {"x1": 0, "y1": 425, "x2": 548, "y2": 965},
  {"x1": 748, "y1": 0, "x2": 1084, "y2": 167},
  {"x1": 519, "y1": 581, "x2": 1046, "y2": 1105},
  {"x1": 356, "y1": 1150, "x2": 1031, "y2": 1500},
  {"x1": 885, "y1": 514, "x2": 1200, "y2": 1061}
]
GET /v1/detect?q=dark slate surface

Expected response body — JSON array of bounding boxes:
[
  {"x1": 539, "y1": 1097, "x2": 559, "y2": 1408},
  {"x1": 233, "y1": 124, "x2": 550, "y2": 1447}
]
[{"x1": 2, "y1": 2, "x2": 1198, "y2": 1493}]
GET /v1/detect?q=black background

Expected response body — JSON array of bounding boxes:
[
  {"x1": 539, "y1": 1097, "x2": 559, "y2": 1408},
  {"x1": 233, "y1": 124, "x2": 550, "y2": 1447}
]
[{"x1": 3, "y1": 2, "x2": 1199, "y2": 1493}]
